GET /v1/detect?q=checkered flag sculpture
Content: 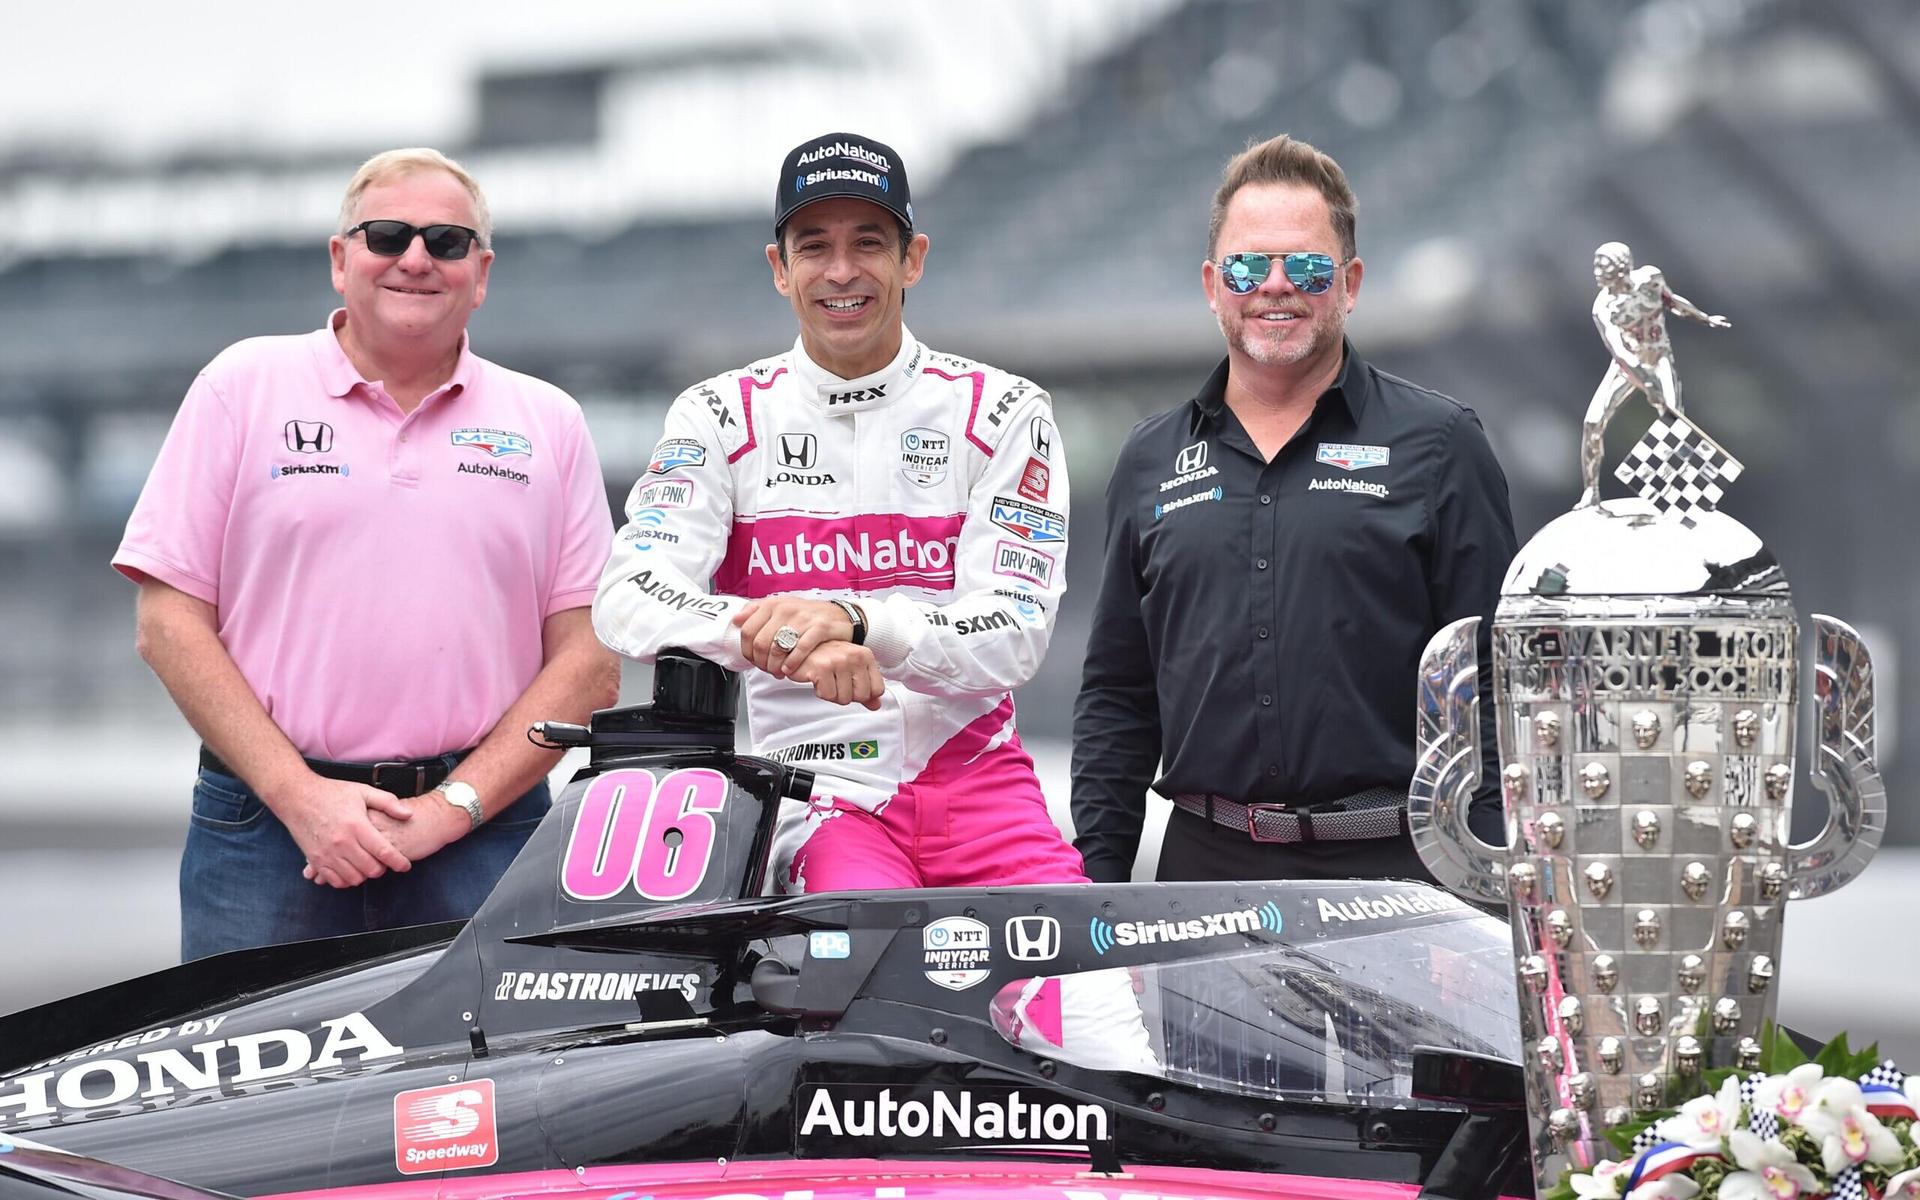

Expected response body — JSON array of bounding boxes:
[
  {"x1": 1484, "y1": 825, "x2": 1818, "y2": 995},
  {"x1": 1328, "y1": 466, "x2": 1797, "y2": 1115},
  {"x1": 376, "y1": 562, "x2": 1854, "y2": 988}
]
[{"x1": 1614, "y1": 415, "x2": 1744, "y2": 526}]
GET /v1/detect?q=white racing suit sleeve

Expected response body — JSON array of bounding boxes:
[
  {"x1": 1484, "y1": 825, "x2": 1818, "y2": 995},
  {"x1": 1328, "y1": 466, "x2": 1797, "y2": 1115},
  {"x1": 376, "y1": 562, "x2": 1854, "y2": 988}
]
[
  {"x1": 862, "y1": 390, "x2": 1068, "y2": 699},
  {"x1": 593, "y1": 389, "x2": 753, "y2": 671}
]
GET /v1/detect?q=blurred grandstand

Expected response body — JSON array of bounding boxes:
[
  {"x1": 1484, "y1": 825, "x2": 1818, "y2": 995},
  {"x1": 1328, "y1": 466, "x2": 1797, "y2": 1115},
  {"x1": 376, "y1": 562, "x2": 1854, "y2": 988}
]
[{"x1": 0, "y1": 0, "x2": 1913, "y2": 833}]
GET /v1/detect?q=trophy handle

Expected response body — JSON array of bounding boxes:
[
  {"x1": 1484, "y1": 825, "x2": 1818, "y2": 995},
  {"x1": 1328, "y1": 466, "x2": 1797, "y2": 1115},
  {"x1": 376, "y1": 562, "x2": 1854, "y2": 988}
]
[
  {"x1": 1786, "y1": 615, "x2": 1886, "y2": 899},
  {"x1": 1410, "y1": 616, "x2": 1507, "y2": 904}
]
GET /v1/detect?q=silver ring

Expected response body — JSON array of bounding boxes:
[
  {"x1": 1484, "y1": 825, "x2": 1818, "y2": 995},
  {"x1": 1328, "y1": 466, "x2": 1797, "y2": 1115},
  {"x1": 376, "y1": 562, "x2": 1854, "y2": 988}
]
[{"x1": 773, "y1": 626, "x2": 801, "y2": 652}]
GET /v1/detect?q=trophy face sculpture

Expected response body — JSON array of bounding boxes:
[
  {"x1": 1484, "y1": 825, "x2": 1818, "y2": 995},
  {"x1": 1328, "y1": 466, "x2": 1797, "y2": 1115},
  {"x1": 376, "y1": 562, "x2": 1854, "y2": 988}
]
[{"x1": 1409, "y1": 244, "x2": 1886, "y2": 1195}]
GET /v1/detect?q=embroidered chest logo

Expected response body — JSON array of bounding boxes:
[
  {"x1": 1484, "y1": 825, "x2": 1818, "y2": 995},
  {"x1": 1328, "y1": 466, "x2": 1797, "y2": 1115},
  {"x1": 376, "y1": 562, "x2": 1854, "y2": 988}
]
[
  {"x1": 1316, "y1": 442, "x2": 1389, "y2": 471},
  {"x1": 768, "y1": 433, "x2": 835, "y2": 487},
  {"x1": 285, "y1": 420, "x2": 334, "y2": 453},
  {"x1": 452, "y1": 428, "x2": 532, "y2": 458}
]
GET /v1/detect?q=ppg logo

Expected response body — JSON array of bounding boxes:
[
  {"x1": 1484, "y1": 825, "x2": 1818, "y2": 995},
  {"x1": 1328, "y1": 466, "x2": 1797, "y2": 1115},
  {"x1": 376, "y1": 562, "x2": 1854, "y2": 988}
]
[
  {"x1": 1089, "y1": 903, "x2": 1283, "y2": 955},
  {"x1": 285, "y1": 420, "x2": 334, "y2": 454},
  {"x1": 778, "y1": 434, "x2": 817, "y2": 469},
  {"x1": 1005, "y1": 915, "x2": 1060, "y2": 962},
  {"x1": 809, "y1": 931, "x2": 851, "y2": 959},
  {"x1": 1175, "y1": 441, "x2": 1208, "y2": 474}
]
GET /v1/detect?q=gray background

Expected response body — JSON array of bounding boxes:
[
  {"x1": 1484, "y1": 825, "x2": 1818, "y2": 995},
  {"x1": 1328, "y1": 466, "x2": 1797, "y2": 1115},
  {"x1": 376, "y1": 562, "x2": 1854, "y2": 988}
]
[{"x1": 1, "y1": 0, "x2": 1915, "y2": 1054}]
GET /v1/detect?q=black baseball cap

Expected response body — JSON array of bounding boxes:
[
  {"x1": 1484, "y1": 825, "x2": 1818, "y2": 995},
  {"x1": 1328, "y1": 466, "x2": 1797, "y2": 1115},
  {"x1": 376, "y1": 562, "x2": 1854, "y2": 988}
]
[{"x1": 774, "y1": 132, "x2": 913, "y2": 235}]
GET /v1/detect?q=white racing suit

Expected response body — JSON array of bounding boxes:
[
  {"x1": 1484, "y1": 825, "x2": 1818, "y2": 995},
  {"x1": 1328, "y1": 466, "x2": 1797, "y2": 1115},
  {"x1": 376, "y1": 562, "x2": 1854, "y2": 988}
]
[{"x1": 592, "y1": 330, "x2": 1088, "y2": 892}]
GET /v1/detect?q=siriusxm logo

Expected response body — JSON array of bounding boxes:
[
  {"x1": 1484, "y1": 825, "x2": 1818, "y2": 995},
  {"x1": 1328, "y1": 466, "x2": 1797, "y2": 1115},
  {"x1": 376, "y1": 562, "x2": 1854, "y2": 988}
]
[
  {"x1": 1154, "y1": 487, "x2": 1224, "y2": 520},
  {"x1": 1089, "y1": 902, "x2": 1282, "y2": 955}
]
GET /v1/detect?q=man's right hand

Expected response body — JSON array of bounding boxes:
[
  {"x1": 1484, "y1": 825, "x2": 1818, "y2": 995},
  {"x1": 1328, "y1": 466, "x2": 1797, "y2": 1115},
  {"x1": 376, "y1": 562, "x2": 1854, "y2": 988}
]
[{"x1": 272, "y1": 775, "x2": 414, "y2": 888}]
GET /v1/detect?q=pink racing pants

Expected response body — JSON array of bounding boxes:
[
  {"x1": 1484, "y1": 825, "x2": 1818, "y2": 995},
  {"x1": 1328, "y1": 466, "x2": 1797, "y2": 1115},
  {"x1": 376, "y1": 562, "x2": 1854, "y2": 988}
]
[{"x1": 788, "y1": 703, "x2": 1088, "y2": 892}]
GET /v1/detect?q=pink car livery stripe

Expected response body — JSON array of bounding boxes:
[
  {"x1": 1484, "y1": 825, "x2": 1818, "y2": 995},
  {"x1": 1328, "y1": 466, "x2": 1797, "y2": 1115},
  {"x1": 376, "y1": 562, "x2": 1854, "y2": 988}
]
[
  {"x1": 260, "y1": 1156, "x2": 1452, "y2": 1200},
  {"x1": 716, "y1": 512, "x2": 966, "y2": 597}
]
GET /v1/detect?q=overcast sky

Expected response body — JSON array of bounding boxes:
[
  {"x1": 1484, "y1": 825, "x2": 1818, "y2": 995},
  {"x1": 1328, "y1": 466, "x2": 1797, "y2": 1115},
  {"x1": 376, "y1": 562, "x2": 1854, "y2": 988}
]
[{"x1": 1, "y1": 0, "x2": 1164, "y2": 162}]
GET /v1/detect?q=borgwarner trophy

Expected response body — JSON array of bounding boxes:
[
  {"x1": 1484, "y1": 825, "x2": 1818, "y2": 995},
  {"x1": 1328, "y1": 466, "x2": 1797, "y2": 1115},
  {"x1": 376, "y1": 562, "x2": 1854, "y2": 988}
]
[{"x1": 1408, "y1": 242, "x2": 1888, "y2": 1195}]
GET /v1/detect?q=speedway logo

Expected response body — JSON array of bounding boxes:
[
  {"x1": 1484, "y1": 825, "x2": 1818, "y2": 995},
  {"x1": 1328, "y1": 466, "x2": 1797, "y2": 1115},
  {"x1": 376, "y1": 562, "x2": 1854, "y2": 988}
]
[
  {"x1": 923, "y1": 915, "x2": 991, "y2": 990},
  {"x1": 451, "y1": 427, "x2": 531, "y2": 458},
  {"x1": 1017, "y1": 456, "x2": 1050, "y2": 502},
  {"x1": 1318, "y1": 889, "x2": 1467, "y2": 924},
  {"x1": 796, "y1": 1084, "x2": 1110, "y2": 1153},
  {"x1": 716, "y1": 513, "x2": 966, "y2": 597},
  {"x1": 0, "y1": 1012, "x2": 402, "y2": 1123},
  {"x1": 649, "y1": 437, "x2": 707, "y2": 473},
  {"x1": 394, "y1": 1079, "x2": 497, "y2": 1175},
  {"x1": 1317, "y1": 442, "x2": 1390, "y2": 470},
  {"x1": 989, "y1": 498, "x2": 1065, "y2": 543},
  {"x1": 494, "y1": 970, "x2": 699, "y2": 1003},
  {"x1": 1088, "y1": 902, "x2": 1283, "y2": 955}
]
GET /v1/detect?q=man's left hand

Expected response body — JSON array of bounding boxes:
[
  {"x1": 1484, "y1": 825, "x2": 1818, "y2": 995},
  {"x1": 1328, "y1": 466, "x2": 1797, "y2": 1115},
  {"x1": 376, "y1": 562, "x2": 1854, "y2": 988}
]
[
  {"x1": 303, "y1": 795, "x2": 466, "y2": 882},
  {"x1": 734, "y1": 596, "x2": 854, "y2": 677}
]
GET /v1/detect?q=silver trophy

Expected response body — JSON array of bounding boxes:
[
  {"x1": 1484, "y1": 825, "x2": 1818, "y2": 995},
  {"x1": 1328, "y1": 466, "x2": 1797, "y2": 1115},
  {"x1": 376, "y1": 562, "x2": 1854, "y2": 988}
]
[{"x1": 1409, "y1": 244, "x2": 1887, "y2": 1196}]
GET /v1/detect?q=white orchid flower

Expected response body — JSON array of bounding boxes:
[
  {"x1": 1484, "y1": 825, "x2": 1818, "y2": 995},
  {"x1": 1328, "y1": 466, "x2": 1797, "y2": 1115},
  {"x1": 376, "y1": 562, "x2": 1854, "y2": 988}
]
[
  {"x1": 1571, "y1": 1157, "x2": 1631, "y2": 1200},
  {"x1": 1626, "y1": 1173, "x2": 1700, "y2": 1200},
  {"x1": 1669, "y1": 1077, "x2": 1744, "y2": 1148},
  {"x1": 1885, "y1": 1166, "x2": 1920, "y2": 1200},
  {"x1": 1754, "y1": 1064, "x2": 1826, "y2": 1126},
  {"x1": 1719, "y1": 1130, "x2": 1822, "y2": 1200}
]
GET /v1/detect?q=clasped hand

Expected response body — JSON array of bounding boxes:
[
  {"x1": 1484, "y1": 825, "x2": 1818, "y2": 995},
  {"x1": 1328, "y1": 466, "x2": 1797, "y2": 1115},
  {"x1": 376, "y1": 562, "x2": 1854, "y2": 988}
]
[{"x1": 734, "y1": 596, "x2": 885, "y2": 710}]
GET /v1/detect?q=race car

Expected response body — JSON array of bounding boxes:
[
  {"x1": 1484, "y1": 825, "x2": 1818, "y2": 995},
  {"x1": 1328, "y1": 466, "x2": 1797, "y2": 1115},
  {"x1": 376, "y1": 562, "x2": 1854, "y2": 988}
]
[{"x1": 0, "y1": 654, "x2": 1530, "y2": 1200}]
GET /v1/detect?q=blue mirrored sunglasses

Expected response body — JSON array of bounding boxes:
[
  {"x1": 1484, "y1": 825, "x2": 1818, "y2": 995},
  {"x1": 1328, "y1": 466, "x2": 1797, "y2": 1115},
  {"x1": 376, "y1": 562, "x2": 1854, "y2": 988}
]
[{"x1": 1218, "y1": 251, "x2": 1338, "y2": 295}]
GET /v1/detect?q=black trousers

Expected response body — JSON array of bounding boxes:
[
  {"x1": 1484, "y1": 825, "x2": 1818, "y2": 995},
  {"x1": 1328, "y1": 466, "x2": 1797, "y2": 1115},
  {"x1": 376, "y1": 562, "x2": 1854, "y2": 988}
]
[{"x1": 1154, "y1": 804, "x2": 1440, "y2": 885}]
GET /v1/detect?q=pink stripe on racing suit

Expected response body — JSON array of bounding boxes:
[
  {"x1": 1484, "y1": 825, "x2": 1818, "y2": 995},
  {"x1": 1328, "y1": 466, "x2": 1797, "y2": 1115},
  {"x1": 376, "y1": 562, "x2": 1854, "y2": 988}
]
[{"x1": 592, "y1": 331, "x2": 1080, "y2": 891}]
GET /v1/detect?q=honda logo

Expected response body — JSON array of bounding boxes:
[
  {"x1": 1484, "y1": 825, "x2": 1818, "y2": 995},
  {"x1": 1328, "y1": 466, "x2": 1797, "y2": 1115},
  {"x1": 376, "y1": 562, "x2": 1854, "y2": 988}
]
[
  {"x1": 1175, "y1": 441, "x2": 1208, "y2": 474},
  {"x1": 1029, "y1": 415, "x2": 1054, "y2": 462},
  {"x1": 285, "y1": 420, "x2": 334, "y2": 454},
  {"x1": 1005, "y1": 915, "x2": 1060, "y2": 962},
  {"x1": 777, "y1": 433, "x2": 817, "y2": 469}
]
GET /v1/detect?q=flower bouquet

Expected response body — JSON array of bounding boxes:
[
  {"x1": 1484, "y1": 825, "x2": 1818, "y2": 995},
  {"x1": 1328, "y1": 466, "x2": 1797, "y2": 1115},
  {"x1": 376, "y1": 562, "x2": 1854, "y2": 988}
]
[{"x1": 1552, "y1": 1031, "x2": 1920, "y2": 1200}]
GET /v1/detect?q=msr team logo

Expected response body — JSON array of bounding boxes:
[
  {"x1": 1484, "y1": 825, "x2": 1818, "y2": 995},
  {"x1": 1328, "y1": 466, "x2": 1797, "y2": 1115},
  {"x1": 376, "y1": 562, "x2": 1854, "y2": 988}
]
[
  {"x1": 990, "y1": 498, "x2": 1065, "y2": 543},
  {"x1": 451, "y1": 428, "x2": 532, "y2": 458},
  {"x1": 394, "y1": 1079, "x2": 497, "y2": 1176},
  {"x1": 648, "y1": 438, "x2": 706, "y2": 473},
  {"x1": 284, "y1": 420, "x2": 333, "y2": 453},
  {"x1": 1316, "y1": 442, "x2": 1390, "y2": 471},
  {"x1": 1089, "y1": 902, "x2": 1283, "y2": 955}
]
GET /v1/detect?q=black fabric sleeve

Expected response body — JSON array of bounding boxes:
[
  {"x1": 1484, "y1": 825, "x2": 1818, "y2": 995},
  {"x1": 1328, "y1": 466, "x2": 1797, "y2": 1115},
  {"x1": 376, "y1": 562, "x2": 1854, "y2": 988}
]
[
  {"x1": 1427, "y1": 406, "x2": 1520, "y2": 846},
  {"x1": 1070, "y1": 436, "x2": 1162, "y2": 883}
]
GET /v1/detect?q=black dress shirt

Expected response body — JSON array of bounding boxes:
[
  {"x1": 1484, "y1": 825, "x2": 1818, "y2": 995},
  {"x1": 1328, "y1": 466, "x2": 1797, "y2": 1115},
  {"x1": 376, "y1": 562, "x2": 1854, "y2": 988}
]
[{"x1": 1071, "y1": 342, "x2": 1517, "y2": 883}]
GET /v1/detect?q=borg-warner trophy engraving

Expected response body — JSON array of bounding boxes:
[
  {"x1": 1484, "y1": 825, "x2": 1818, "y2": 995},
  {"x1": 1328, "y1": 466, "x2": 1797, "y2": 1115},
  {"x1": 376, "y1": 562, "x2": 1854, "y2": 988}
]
[{"x1": 1409, "y1": 245, "x2": 1887, "y2": 1196}]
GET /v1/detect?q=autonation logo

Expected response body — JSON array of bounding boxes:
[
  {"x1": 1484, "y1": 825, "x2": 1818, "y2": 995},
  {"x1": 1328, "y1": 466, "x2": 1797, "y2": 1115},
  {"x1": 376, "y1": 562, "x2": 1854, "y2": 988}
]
[{"x1": 1089, "y1": 902, "x2": 1282, "y2": 955}]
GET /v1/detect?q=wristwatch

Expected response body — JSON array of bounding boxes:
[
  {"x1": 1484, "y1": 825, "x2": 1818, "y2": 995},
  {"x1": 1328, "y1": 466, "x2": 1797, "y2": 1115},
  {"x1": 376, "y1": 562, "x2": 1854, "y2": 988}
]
[
  {"x1": 434, "y1": 780, "x2": 484, "y2": 831},
  {"x1": 830, "y1": 599, "x2": 868, "y2": 646}
]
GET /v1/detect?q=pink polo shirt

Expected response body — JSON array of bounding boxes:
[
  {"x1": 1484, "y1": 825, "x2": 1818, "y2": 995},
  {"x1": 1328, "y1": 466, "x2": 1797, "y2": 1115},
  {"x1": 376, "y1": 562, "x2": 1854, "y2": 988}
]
[{"x1": 114, "y1": 312, "x2": 612, "y2": 761}]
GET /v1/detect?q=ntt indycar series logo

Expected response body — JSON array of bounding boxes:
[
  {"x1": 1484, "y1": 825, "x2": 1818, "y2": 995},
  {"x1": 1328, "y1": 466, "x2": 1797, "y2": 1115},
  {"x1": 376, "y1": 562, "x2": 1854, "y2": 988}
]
[
  {"x1": 797, "y1": 1084, "x2": 1110, "y2": 1154},
  {"x1": 1089, "y1": 902, "x2": 1283, "y2": 955}
]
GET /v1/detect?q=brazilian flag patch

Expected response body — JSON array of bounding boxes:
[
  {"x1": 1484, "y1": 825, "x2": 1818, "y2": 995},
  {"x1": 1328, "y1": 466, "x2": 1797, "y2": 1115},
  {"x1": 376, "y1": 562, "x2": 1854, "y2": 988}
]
[{"x1": 849, "y1": 740, "x2": 879, "y2": 760}]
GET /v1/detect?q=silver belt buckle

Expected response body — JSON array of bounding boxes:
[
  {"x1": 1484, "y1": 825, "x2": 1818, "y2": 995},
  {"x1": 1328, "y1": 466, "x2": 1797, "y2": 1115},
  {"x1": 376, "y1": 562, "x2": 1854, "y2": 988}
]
[
  {"x1": 1244, "y1": 802, "x2": 1301, "y2": 844},
  {"x1": 371, "y1": 761, "x2": 428, "y2": 796}
]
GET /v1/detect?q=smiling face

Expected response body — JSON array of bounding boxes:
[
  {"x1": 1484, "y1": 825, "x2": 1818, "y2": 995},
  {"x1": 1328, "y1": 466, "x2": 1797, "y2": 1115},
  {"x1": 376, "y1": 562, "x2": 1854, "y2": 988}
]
[
  {"x1": 767, "y1": 196, "x2": 928, "y2": 379},
  {"x1": 329, "y1": 168, "x2": 492, "y2": 347},
  {"x1": 1202, "y1": 182, "x2": 1361, "y2": 375}
]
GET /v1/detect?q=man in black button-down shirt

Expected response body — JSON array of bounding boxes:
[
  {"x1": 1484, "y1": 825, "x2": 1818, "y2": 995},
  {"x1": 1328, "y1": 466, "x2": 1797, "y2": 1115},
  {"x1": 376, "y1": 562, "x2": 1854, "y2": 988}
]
[{"x1": 1071, "y1": 134, "x2": 1516, "y2": 884}]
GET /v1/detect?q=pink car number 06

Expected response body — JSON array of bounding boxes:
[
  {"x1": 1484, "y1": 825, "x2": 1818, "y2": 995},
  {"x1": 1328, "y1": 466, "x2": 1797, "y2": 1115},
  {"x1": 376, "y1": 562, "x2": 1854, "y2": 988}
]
[{"x1": 560, "y1": 768, "x2": 729, "y2": 902}]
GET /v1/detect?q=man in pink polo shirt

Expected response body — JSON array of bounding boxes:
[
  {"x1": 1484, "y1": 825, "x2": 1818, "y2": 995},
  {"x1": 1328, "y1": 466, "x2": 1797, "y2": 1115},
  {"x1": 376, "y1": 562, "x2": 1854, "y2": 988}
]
[{"x1": 114, "y1": 148, "x2": 619, "y2": 960}]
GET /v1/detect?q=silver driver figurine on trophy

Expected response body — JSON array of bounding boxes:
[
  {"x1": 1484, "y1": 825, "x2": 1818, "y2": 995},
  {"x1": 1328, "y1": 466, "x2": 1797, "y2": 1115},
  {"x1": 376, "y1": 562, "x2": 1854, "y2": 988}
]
[{"x1": 1408, "y1": 243, "x2": 1887, "y2": 1197}]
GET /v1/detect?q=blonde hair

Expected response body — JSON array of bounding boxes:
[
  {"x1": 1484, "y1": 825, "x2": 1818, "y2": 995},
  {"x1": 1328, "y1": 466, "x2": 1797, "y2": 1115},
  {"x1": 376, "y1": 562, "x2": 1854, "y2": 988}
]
[
  {"x1": 337, "y1": 148, "x2": 492, "y2": 248},
  {"x1": 1207, "y1": 134, "x2": 1356, "y2": 261}
]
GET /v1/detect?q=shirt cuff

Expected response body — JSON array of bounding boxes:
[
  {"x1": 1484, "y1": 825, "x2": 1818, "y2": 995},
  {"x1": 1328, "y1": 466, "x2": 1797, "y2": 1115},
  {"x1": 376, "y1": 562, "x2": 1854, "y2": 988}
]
[{"x1": 862, "y1": 596, "x2": 921, "y2": 670}]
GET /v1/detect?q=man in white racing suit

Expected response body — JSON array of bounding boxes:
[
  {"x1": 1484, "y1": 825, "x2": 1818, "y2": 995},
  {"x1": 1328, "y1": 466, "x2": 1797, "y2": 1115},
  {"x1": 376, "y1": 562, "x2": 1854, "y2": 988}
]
[{"x1": 593, "y1": 132, "x2": 1090, "y2": 896}]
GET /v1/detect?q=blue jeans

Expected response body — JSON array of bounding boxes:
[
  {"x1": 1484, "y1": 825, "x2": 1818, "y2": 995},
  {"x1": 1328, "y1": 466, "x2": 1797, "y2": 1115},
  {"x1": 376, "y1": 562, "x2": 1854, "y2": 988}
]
[{"x1": 180, "y1": 761, "x2": 549, "y2": 962}]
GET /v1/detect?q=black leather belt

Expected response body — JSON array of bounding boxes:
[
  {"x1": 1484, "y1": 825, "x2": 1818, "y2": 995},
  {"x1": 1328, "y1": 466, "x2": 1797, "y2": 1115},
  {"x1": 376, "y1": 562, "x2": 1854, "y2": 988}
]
[
  {"x1": 198, "y1": 745, "x2": 464, "y2": 798},
  {"x1": 1172, "y1": 786, "x2": 1409, "y2": 844}
]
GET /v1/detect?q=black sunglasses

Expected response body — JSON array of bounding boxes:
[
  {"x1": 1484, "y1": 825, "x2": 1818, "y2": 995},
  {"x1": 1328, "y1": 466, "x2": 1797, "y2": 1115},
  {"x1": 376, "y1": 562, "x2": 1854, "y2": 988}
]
[{"x1": 344, "y1": 220, "x2": 482, "y2": 261}]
